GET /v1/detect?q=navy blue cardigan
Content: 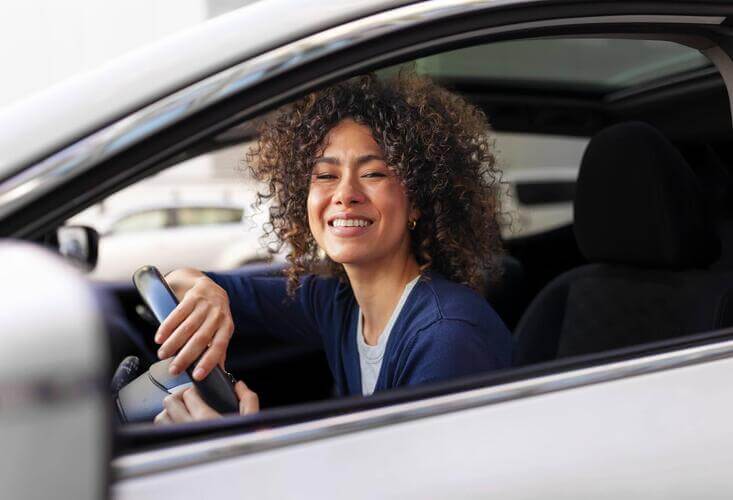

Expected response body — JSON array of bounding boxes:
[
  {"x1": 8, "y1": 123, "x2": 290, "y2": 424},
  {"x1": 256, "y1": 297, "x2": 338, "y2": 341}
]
[{"x1": 206, "y1": 270, "x2": 513, "y2": 396}]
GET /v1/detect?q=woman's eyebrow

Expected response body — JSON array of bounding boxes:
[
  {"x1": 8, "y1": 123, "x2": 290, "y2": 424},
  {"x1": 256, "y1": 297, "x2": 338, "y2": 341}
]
[
  {"x1": 314, "y1": 156, "x2": 339, "y2": 165},
  {"x1": 356, "y1": 154, "x2": 385, "y2": 166},
  {"x1": 313, "y1": 154, "x2": 385, "y2": 166}
]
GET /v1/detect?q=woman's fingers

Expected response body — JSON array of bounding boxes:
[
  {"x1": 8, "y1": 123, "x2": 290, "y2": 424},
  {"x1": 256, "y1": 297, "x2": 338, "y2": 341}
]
[
  {"x1": 235, "y1": 381, "x2": 260, "y2": 415},
  {"x1": 182, "y1": 387, "x2": 222, "y2": 420},
  {"x1": 151, "y1": 275, "x2": 235, "y2": 379},
  {"x1": 157, "y1": 300, "x2": 207, "y2": 360},
  {"x1": 154, "y1": 382, "x2": 258, "y2": 425},
  {"x1": 191, "y1": 321, "x2": 233, "y2": 381},
  {"x1": 153, "y1": 409, "x2": 173, "y2": 425},
  {"x1": 154, "y1": 296, "x2": 196, "y2": 345},
  {"x1": 169, "y1": 308, "x2": 221, "y2": 376},
  {"x1": 162, "y1": 392, "x2": 193, "y2": 423}
]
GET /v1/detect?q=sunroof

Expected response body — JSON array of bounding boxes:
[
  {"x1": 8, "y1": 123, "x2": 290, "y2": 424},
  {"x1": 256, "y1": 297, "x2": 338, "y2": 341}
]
[{"x1": 410, "y1": 38, "x2": 711, "y2": 91}]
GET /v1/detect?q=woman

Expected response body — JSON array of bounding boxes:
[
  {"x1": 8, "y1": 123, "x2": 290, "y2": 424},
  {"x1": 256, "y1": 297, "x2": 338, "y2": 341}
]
[{"x1": 153, "y1": 73, "x2": 513, "y2": 424}]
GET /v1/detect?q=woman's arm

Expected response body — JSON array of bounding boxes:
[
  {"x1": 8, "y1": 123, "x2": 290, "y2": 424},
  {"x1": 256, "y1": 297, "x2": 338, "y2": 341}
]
[{"x1": 155, "y1": 267, "x2": 328, "y2": 381}]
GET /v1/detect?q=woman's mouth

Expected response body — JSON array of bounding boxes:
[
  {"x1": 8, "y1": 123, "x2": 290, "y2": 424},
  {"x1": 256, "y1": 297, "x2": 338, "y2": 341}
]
[{"x1": 328, "y1": 217, "x2": 373, "y2": 236}]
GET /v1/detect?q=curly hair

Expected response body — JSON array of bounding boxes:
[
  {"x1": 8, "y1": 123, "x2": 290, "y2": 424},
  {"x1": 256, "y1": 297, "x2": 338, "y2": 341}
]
[{"x1": 247, "y1": 72, "x2": 504, "y2": 294}]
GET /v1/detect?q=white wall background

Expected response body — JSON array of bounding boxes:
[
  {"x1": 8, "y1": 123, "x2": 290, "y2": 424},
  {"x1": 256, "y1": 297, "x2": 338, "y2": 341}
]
[{"x1": 0, "y1": 0, "x2": 255, "y2": 109}]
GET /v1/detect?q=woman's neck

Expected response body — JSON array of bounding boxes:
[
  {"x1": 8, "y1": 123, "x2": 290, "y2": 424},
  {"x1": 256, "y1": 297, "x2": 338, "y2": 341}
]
[{"x1": 345, "y1": 250, "x2": 420, "y2": 346}]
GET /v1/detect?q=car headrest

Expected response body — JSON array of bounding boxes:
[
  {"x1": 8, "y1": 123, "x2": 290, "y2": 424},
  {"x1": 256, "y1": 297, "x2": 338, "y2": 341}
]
[{"x1": 574, "y1": 122, "x2": 719, "y2": 269}]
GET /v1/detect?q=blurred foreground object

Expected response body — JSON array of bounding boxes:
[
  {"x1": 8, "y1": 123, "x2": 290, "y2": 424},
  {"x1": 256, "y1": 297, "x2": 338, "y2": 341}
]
[{"x1": 0, "y1": 241, "x2": 109, "y2": 500}]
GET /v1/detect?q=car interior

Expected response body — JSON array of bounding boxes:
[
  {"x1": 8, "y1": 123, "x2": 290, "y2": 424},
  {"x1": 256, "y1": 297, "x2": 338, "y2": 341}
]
[{"x1": 14, "y1": 28, "x2": 733, "y2": 452}]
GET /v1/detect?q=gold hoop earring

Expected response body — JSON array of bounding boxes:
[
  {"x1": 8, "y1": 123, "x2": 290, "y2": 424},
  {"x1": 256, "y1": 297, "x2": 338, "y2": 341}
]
[{"x1": 408, "y1": 219, "x2": 417, "y2": 231}]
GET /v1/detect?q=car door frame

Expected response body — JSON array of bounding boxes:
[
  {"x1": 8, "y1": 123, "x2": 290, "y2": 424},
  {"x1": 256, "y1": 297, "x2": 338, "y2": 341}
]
[{"x1": 102, "y1": 0, "x2": 733, "y2": 451}]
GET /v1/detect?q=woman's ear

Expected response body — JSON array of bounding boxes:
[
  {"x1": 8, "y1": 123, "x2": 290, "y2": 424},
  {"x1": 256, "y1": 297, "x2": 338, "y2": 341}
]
[{"x1": 409, "y1": 206, "x2": 421, "y2": 223}]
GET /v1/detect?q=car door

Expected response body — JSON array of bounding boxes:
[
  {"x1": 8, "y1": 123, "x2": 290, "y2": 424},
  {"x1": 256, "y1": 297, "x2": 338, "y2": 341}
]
[{"x1": 114, "y1": 346, "x2": 733, "y2": 499}]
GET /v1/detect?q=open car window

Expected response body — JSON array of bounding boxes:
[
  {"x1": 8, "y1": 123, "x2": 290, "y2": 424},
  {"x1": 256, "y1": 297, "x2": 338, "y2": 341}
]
[
  {"x1": 98, "y1": 33, "x2": 732, "y2": 436},
  {"x1": 7, "y1": 8, "x2": 731, "y2": 466}
]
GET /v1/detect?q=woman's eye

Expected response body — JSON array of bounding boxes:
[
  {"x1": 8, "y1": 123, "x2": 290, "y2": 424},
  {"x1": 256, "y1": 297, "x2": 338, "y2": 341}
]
[
  {"x1": 362, "y1": 172, "x2": 387, "y2": 178},
  {"x1": 313, "y1": 173, "x2": 337, "y2": 181}
]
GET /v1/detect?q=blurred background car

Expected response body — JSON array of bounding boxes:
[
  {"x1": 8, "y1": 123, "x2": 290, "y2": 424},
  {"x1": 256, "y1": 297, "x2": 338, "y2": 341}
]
[
  {"x1": 78, "y1": 200, "x2": 270, "y2": 281},
  {"x1": 67, "y1": 145, "x2": 277, "y2": 281},
  {"x1": 498, "y1": 166, "x2": 578, "y2": 239}
]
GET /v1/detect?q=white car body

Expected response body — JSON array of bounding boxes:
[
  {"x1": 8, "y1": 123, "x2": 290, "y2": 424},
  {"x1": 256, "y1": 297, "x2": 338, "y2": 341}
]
[{"x1": 2, "y1": 1, "x2": 733, "y2": 499}]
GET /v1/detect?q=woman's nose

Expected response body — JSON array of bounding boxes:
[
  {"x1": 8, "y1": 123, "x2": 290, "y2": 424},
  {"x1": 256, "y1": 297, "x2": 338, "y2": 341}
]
[{"x1": 332, "y1": 174, "x2": 365, "y2": 205}]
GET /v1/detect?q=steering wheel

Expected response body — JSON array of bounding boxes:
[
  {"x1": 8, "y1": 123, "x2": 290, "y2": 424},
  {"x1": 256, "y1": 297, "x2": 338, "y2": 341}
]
[{"x1": 111, "y1": 266, "x2": 239, "y2": 423}]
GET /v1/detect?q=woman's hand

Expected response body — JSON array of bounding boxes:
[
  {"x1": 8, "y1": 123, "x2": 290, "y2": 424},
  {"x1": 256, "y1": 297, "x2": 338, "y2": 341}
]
[
  {"x1": 154, "y1": 381, "x2": 259, "y2": 424},
  {"x1": 155, "y1": 268, "x2": 234, "y2": 380}
]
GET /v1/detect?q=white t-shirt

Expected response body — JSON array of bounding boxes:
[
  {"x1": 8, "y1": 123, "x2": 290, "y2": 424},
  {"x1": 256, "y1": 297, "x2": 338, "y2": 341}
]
[{"x1": 357, "y1": 276, "x2": 420, "y2": 395}]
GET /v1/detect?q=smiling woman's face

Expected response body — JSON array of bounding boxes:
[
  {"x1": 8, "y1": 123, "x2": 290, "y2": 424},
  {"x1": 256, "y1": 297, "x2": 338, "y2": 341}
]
[{"x1": 307, "y1": 119, "x2": 417, "y2": 268}]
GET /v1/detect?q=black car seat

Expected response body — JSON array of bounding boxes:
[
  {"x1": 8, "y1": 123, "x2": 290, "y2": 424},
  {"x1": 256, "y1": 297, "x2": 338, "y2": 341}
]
[
  {"x1": 514, "y1": 122, "x2": 733, "y2": 365},
  {"x1": 485, "y1": 255, "x2": 529, "y2": 331}
]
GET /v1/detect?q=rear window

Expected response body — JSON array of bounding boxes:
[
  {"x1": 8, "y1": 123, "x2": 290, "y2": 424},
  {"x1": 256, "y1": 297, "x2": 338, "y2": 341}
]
[
  {"x1": 515, "y1": 181, "x2": 576, "y2": 206},
  {"x1": 413, "y1": 38, "x2": 710, "y2": 92}
]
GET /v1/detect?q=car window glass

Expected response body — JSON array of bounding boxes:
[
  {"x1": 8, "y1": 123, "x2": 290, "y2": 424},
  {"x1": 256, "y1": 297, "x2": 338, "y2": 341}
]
[
  {"x1": 412, "y1": 38, "x2": 710, "y2": 91},
  {"x1": 492, "y1": 133, "x2": 586, "y2": 239},
  {"x1": 515, "y1": 181, "x2": 576, "y2": 206},
  {"x1": 379, "y1": 38, "x2": 709, "y2": 239}
]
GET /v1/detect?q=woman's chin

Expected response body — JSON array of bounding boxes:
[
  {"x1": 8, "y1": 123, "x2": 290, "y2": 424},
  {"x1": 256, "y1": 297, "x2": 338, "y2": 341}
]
[
  {"x1": 327, "y1": 253, "x2": 366, "y2": 266},
  {"x1": 324, "y1": 248, "x2": 373, "y2": 267}
]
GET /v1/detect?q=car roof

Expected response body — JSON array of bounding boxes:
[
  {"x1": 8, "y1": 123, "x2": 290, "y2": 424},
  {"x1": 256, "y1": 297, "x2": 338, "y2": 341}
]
[{"x1": 0, "y1": 0, "x2": 424, "y2": 179}]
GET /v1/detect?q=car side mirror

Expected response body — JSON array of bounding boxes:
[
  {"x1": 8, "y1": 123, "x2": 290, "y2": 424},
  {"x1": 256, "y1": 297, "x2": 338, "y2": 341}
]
[
  {"x1": 0, "y1": 241, "x2": 110, "y2": 499},
  {"x1": 54, "y1": 225, "x2": 99, "y2": 271}
]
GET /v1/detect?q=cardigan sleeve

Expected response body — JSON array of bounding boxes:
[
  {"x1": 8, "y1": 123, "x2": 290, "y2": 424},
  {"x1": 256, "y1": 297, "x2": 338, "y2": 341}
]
[
  {"x1": 395, "y1": 318, "x2": 512, "y2": 387},
  {"x1": 205, "y1": 270, "x2": 332, "y2": 349}
]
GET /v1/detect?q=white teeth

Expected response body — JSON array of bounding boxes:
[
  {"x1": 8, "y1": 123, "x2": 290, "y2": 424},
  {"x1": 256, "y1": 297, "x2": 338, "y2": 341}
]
[{"x1": 332, "y1": 218, "x2": 371, "y2": 227}]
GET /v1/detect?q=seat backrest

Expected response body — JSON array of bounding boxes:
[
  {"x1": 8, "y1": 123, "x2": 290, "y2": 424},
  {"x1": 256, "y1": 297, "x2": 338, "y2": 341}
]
[
  {"x1": 515, "y1": 122, "x2": 731, "y2": 365},
  {"x1": 484, "y1": 254, "x2": 529, "y2": 331}
]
